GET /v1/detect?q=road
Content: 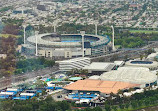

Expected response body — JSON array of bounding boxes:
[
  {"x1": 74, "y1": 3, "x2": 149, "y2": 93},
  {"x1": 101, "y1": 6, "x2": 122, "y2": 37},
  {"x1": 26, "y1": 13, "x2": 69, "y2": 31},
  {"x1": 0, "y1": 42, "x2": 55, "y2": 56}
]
[
  {"x1": 91, "y1": 41, "x2": 158, "y2": 61},
  {"x1": 0, "y1": 66, "x2": 59, "y2": 89}
]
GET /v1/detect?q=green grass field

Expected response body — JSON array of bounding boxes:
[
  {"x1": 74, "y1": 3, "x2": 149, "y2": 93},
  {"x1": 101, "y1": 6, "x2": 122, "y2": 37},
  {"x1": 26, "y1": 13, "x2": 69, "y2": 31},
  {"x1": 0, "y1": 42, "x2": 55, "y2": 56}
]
[{"x1": 130, "y1": 30, "x2": 158, "y2": 34}]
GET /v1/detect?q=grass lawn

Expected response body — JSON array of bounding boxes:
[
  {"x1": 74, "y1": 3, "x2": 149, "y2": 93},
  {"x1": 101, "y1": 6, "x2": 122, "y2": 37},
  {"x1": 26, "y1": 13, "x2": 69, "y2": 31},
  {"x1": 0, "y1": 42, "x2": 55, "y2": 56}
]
[
  {"x1": 130, "y1": 30, "x2": 158, "y2": 34},
  {"x1": 0, "y1": 34, "x2": 19, "y2": 38}
]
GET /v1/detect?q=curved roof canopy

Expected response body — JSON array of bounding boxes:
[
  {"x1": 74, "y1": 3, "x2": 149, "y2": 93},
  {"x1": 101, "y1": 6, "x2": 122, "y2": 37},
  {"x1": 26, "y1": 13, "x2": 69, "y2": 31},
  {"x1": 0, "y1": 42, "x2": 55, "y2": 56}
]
[{"x1": 100, "y1": 67, "x2": 157, "y2": 84}]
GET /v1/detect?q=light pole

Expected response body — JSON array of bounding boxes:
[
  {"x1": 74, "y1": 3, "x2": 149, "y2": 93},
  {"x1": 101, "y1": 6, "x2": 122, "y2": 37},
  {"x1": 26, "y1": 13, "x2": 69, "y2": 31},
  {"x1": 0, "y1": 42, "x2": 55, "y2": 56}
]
[
  {"x1": 35, "y1": 31, "x2": 39, "y2": 56},
  {"x1": 53, "y1": 22, "x2": 57, "y2": 33},
  {"x1": 95, "y1": 22, "x2": 98, "y2": 35},
  {"x1": 23, "y1": 24, "x2": 27, "y2": 44},
  {"x1": 80, "y1": 31, "x2": 85, "y2": 57},
  {"x1": 111, "y1": 26, "x2": 116, "y2": 51}
]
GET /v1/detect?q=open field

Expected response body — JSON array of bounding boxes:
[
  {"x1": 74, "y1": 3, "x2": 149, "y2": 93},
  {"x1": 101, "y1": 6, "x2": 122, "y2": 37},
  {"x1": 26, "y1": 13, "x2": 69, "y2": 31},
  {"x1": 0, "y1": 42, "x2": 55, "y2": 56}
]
[{"x1": 130, "y1": 30, "x2": 158, "y2": 34}]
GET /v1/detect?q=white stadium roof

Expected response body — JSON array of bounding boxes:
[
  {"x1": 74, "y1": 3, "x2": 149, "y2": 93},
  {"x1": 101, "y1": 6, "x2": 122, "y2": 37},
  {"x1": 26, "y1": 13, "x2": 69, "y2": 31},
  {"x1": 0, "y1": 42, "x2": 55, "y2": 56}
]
[
  {"x1": 57, "y1": 57, "x2": 90, "y2": 63},
  {"x1": 100, "y1": 67, "x2": 157, "y2": 84},
  {"x1": 125, "y1": 60, "x2": 158, "y2": 68},
  {"x1": 83, "y1": 62, "x2": 115, "y2": 71}
]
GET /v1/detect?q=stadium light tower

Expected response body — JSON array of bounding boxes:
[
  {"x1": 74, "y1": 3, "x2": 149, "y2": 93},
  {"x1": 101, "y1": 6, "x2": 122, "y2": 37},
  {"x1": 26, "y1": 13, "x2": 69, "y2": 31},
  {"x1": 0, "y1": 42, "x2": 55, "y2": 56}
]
[
  {"x1": 80, "y1": 31, "x2": 85, "y2": 57},
  {"x1": 53, "y1": 22, "x2": 57, "y2": 33},
  {"x1": 35, "y1": 31, "x2": 39, "y2": 56},
  {"x1": 22, "y1": 9, "x2": 24, "y2": 15},
  {"x1": 23, "y1": 24, "x2": 27, "y2": 44},
  {"x1": 111, "y1": 26, "x2": 116, "y2": 51},
  {"x1": 95, "y1": 22, "x2": 98, "y2": 35}
]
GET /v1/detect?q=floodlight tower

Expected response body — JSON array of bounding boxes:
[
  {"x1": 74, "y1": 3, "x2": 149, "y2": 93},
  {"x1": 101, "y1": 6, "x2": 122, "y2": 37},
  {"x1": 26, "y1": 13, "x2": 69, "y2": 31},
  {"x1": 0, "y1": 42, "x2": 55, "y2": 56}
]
[
  {"x1": 80, "y1": 31, "x2": 85, "y2": 57},
  {"x1": 23, "y1": 24, "x2": 27, "y2": 44},
  {"x1": 22, "y1": 9, "x2": 24, "y2": 15},
  {"x1": 111, "y1": 26, "x2": 116, "y2": 51},
  {"x1": 95, "y1": 22, "x2": 98, "y2": 35},
  {"x1": 53, "y1": 22, "x2": 57, "y2": 33},
  {"x1": 35, "y1": 31, "x2": 39, "y2": 56}
]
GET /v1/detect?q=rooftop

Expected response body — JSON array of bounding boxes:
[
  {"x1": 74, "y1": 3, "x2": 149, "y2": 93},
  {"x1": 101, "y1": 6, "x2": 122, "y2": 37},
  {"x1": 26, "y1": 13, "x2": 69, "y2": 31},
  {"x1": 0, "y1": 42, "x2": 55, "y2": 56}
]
[
  {"x1": 100, "y1": 67, "x2": 157, "y2": 84},
  {"x1": 57, "y1": 57, "x2": 90, "y2": 63},
  {"x1": 83, "y1": 62, "x2": 115, "y2": 71},
  {"x1": 63, "y1": 79, "x2": 139, "y2": 94}
]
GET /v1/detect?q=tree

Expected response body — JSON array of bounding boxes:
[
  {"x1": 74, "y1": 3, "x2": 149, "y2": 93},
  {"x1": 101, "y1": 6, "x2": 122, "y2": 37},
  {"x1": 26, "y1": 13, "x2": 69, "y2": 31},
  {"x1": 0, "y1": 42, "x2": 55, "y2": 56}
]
[
  {"x1": 93, "y1": 107, "x2": 102, "y2": 111},
  {"x1": 105, "y1": 104, "x2": 111, "y2": 111},
  {"x1": 34, "y1": 79, "x2": 47, "y2": 88}
]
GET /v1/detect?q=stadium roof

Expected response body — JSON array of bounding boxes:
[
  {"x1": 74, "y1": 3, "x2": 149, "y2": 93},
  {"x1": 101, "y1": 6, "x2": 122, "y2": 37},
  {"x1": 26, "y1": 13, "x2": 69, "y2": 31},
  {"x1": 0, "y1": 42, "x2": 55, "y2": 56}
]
[
  {"x1": 63, "y1": 79, "x2": 139, "y2": 94},
  {"x1": 83, "y1": 62, "x2": 115, "y2": 71},
  {"x1": 27, "y1": 33, "x2": 110, "y2": 47},
  {"x1": 100, "y1": 67, "x2": 157, "y2": 84},
  {"x1": 125, "y1": 60, "x2": 158, "y2": 68},
  {"x1": 57, "y1": 57, "x2": 90, "y2": 63}
]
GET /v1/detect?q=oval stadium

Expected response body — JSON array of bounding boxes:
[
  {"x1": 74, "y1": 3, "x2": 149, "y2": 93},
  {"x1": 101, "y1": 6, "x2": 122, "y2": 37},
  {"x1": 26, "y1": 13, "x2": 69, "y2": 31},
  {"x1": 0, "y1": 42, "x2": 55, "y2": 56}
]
[
  {"x1": 24, "y1": 33, "x2": 111, "y2": 59},
  {"x1": 125, "y1": 60, "x2": 158, "y2": 70}
]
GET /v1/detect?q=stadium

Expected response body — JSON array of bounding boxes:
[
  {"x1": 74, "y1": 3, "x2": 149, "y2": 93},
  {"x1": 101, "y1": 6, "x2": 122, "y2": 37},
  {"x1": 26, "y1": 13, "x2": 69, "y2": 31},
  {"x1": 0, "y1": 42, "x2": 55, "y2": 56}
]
[
  {"x1": 99, "y1": 67, "x2": 157, "y2": 87},
  {"x1": 125, "y1": 60, "x2": 158, "y2": 70},
  {"x1": 24, "y1": 33, "x2": 111, "y2": 59}
]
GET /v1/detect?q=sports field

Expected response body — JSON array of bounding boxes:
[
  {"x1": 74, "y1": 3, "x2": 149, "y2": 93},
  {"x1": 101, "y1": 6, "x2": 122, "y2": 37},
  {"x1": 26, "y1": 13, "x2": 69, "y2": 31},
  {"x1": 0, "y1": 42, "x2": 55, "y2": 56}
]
[{"x1": 130, "y1": 30, "x2": 158, "y2": 34}]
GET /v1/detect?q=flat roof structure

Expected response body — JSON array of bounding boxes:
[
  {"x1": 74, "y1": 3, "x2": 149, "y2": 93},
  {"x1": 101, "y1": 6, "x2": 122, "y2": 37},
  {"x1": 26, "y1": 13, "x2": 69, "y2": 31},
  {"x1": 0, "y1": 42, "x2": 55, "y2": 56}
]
[
  {"x1": 114, "y1": 61, "x2": 125, "y2": 67},
  {"x1": 83, "y1": 62, "x2": 115, "y2": 72},
  {"x1": 20, "y1": 93, "x2": 35, "y2": 96},
  {"x1": 63, "y1": 79, "x2": 139, "y2": 94},
  {"x1": 7, "y1": 88, "x2": 18, "y2": 91},
  {"x1": 0, "y1": 92, "x2": 14, "y2": 95},
  {"x1": 100, "y1": 67, "x2": 157, "y2": 84},
  {"x1": 69, "y1": 77, "x2": 82, "y2": 81}
]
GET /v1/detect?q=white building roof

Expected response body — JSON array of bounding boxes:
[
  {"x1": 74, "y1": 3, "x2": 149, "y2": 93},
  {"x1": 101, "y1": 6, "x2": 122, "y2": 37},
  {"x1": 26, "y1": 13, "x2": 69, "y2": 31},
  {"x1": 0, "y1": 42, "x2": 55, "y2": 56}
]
[
  {"x1": 0, "y1": 92, "x2": 14, "y2": 95},
  {"x1": 114, "y1": 61, "x2": 125, "y2": 66},
  {"x1": 7, "y1": 88, "x2": 18, "y2": 91},
  {"x1": 20, "y1": 93, "x2": 35, "y2": 96},
  {"x1": 89, "y1": 75, "x2": 100, "y2": 80},
  {"x1": 83, "y1": 62, "x2": 115, "y2": 71},
  {"x1": 58, "y1": 57, "x2": 90, "y2": 63},
  {"x1": 100, "y1": 67, "x2": 157, "y2": 84}
]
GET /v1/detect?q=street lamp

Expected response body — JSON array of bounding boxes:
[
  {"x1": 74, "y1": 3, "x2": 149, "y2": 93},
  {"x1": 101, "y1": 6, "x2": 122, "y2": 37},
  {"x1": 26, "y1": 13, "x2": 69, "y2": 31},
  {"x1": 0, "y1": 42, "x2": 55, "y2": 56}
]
[{"x1": 80, "y1": 31, "x2": 85, "y2": 57}]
